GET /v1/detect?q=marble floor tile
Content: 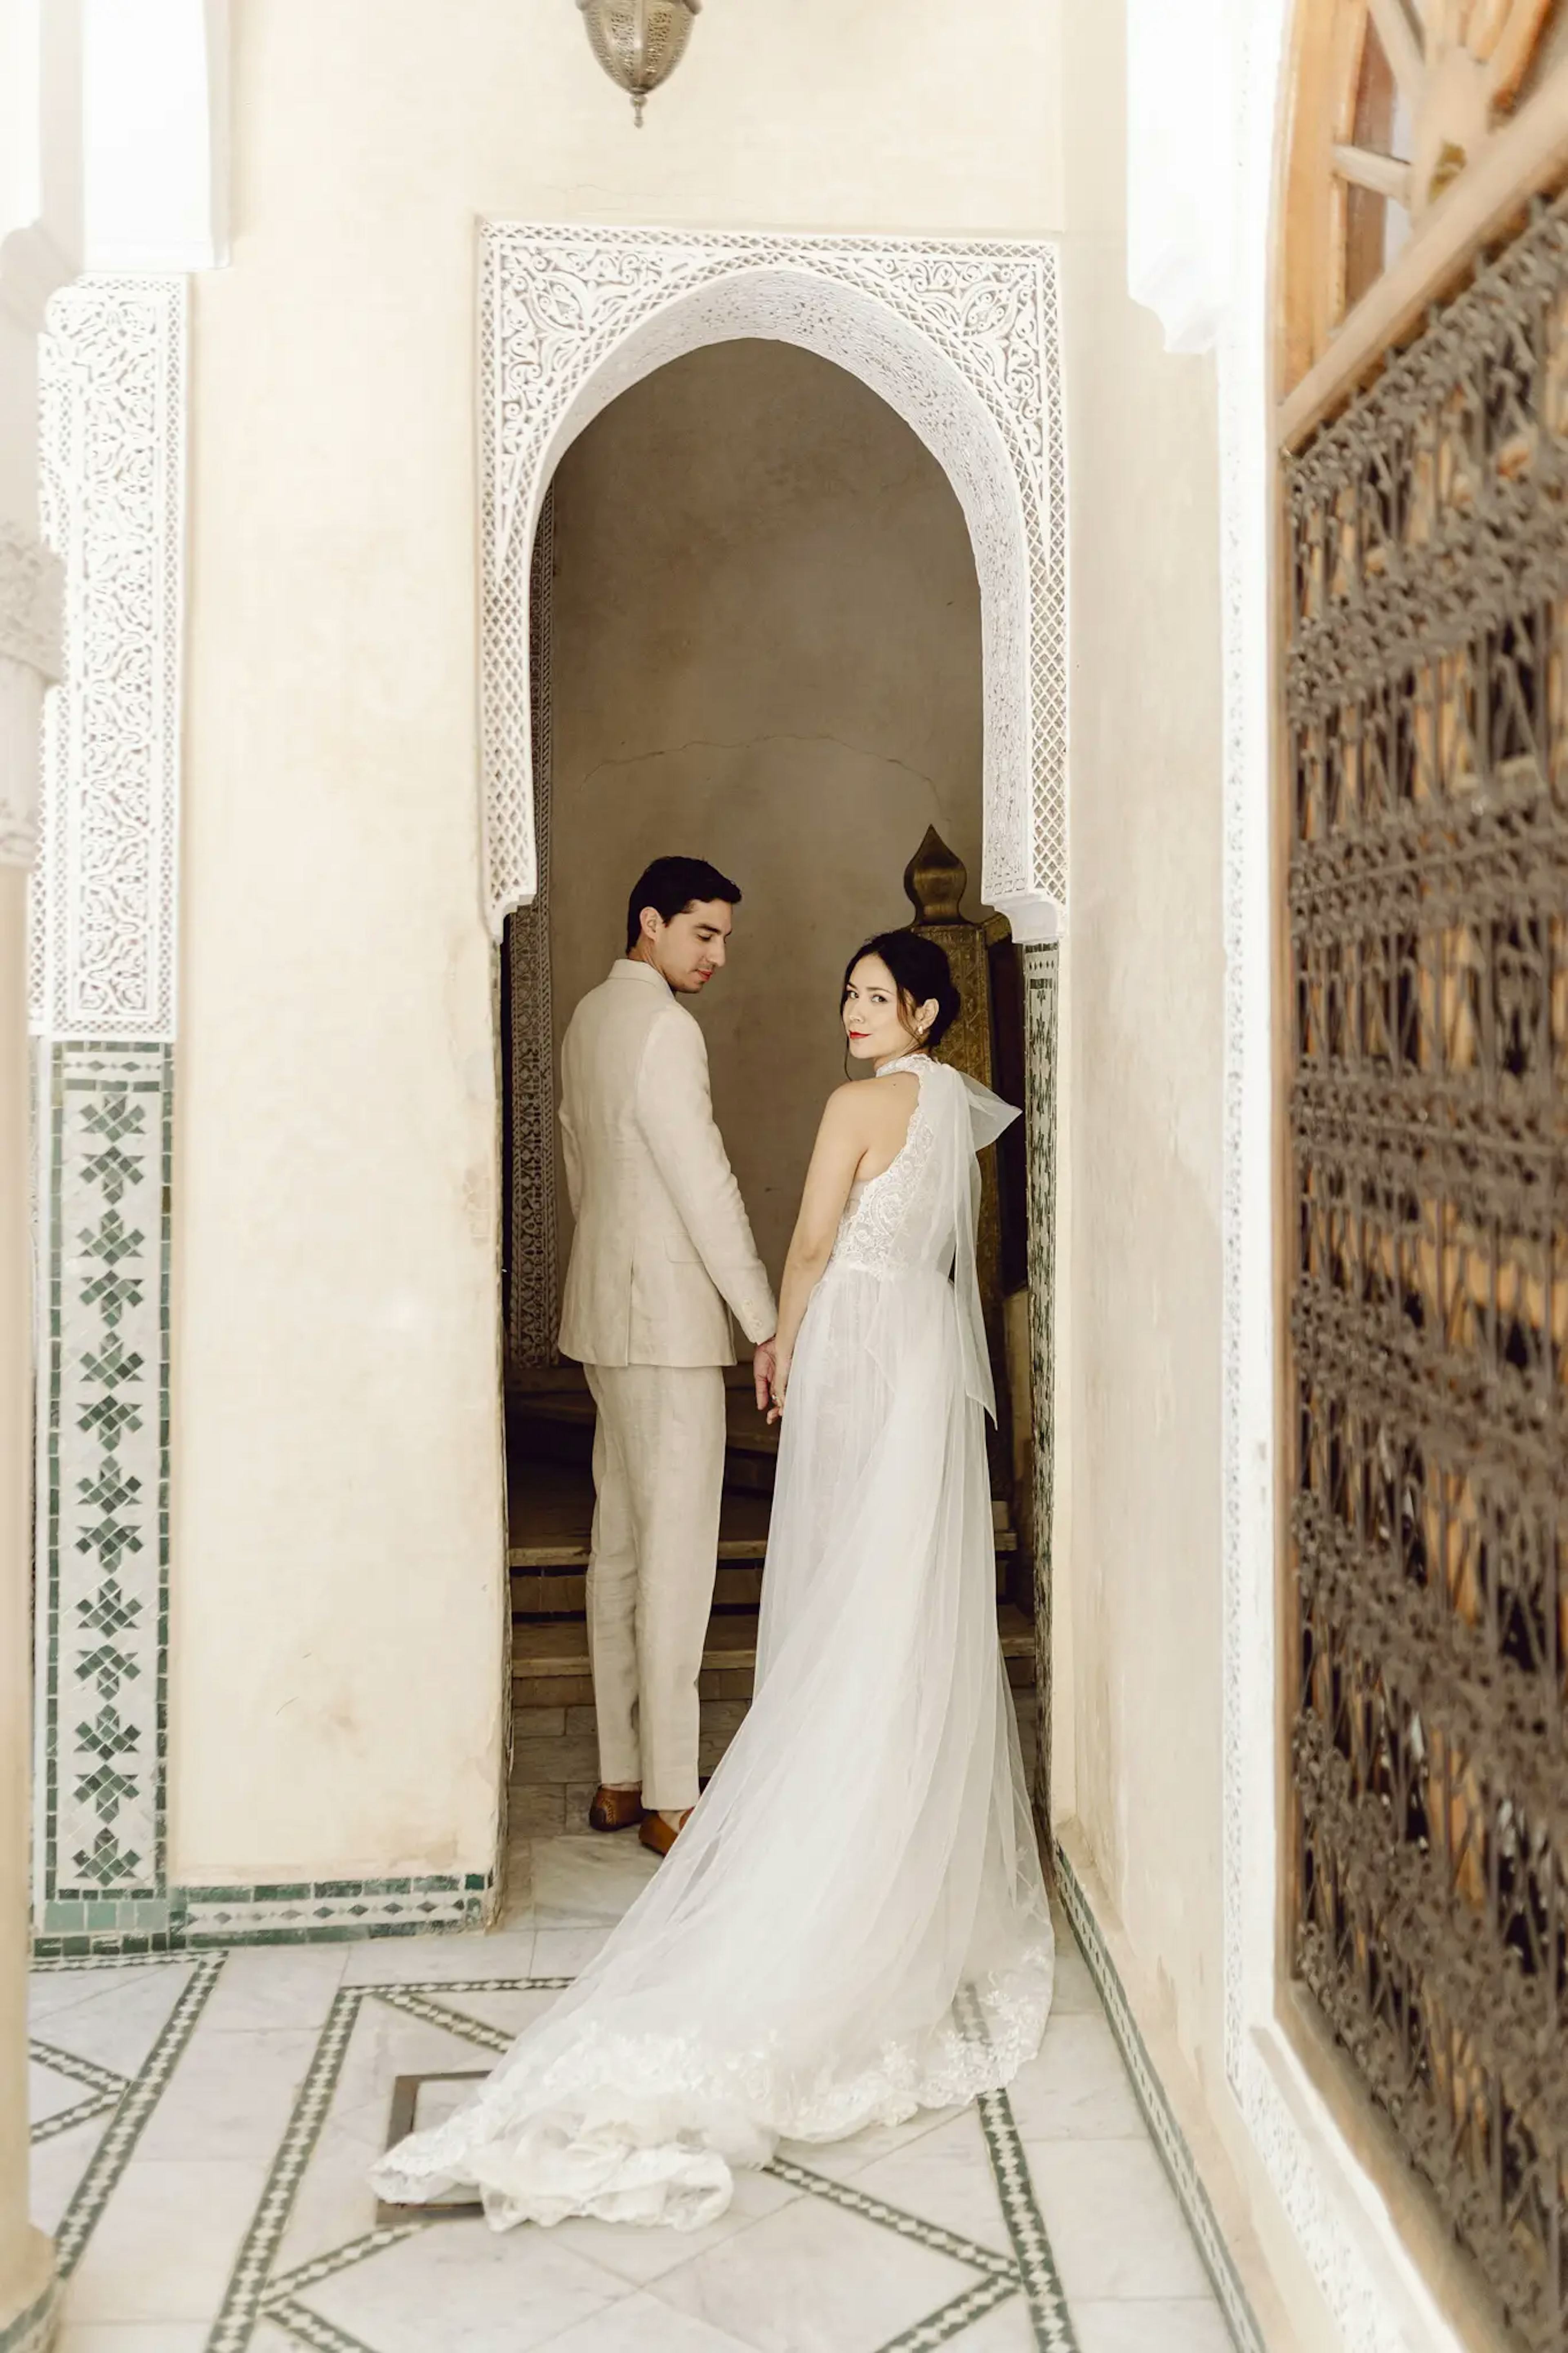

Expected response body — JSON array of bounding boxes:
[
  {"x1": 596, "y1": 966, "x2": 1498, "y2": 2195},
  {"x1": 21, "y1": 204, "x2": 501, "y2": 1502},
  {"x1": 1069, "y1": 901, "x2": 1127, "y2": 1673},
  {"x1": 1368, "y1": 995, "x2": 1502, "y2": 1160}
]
[
  {"x1": 395, "y1": 1979, "x2": 559, "y2": 2042},
  {"x1": 135, "y1": 2025, "x2": 319, "y2": 2162},
  {"x1": 195, "y1": 1942, "x2": 347, "y2": 2031},
  {"x1": 276, "y1": 2112, "x2": 398, "y2": 2274},
  {"x1": 531, "y1": 1831, "x2": 659, "y2": 1924},
  {"x1": 537, "y1": 2288, "x2": 762, "y2": 2350},
  {"x1": 29, "y1": 2050, "x2": 109, "y2": 2130},
  {"x1": 1044, "y1": 1919, "x2": 1100, "y2": 2015},
  {"x1": 247, "y1": 2326, "x2": 303, "y2": 2353},
  {"x1": 1070, "y1": 2295, "x2": 1234, "y2": 2351},
  {"x1": 28, "y1": 1967, "x2": 157, "y2": 2026},
  {"x1": 774, "y1": 2100, "x2": 960, "y2": 2185},
  {"x1": 56, "y1": 2328, "x2": 214, "y2": 2352},
  {"x1": 530, "y1": 1924, "x2": 612, "y2": 1976},
  {"x1": 1006, "y1": 2012, "x2": 1148, "y2": 2141},
  {"x1": 511, "y1": 1782, "x2": 568, "y2": 1836},
  {"x1": 649, "y1": 2187, "x2": 979, "y2": 2353},
  {"x1": 931, "y1": 2297, "x2": 1038, "y2": 2350},
  {"x1": 341, "y1": 1929, "x2": 539, "y2": 1986},
  {"x1": 275, "y1": 1984, "x2": 558, "y2": 2275},
  {"x1": 1022, "y1": 2141, "x2": 1213, "y2": 2302},
  {"x1": 26, "y1": 1962, "x2": 195, "y2": 2075},
  {"x1": 28, "y1": 2114, "x2": 108, "y2": 2238},
  {"x1": 294, "y1": 2210, "x2": 630, "y2": 2352},
  {"x1": 62, "y1": 2157, "x2": 273, "y2": 2322},
  {"x1": 850, "y1": 2110, "x2": 1011, "y2": 2255},
  {"x1": 26, "y1": 1902, "x2": 1233, "y2": 2350}
]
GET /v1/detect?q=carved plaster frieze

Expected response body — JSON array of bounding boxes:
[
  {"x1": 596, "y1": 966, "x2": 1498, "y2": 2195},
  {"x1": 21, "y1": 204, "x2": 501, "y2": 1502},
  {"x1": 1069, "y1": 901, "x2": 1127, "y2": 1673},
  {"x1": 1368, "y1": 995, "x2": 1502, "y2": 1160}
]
[
  {"x1": 31, "y1": 277, "x2": 185, "y2": 1037},
  {"x1": 480, "y1": 223, "x2": 1067, "y2": 932}
]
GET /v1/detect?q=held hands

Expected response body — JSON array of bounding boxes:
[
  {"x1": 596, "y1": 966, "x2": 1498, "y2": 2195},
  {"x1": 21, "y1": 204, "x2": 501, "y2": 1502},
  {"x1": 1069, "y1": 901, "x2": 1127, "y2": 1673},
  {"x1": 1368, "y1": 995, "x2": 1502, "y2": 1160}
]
[
  {"x1": 752, "y1": 1336, "x2": 789, "y2": 1424},
  {"x1": 753, "y1": 1337, "x2": 777, "y2": 1413}
]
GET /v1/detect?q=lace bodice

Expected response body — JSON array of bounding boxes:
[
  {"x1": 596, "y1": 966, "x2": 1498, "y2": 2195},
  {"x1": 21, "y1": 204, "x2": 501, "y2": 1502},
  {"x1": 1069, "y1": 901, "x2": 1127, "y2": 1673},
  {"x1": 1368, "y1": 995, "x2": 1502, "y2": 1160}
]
[{"x1": 829, "y1": 1056, "x2": 951, "y2": 1280}]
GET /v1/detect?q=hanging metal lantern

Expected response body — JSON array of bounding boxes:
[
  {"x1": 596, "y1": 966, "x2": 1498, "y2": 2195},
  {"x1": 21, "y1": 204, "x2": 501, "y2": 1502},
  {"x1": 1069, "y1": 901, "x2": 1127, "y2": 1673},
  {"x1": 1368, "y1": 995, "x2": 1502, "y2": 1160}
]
[{"x1": 576, "y1": 0, "x2": 702, "y2": 126}]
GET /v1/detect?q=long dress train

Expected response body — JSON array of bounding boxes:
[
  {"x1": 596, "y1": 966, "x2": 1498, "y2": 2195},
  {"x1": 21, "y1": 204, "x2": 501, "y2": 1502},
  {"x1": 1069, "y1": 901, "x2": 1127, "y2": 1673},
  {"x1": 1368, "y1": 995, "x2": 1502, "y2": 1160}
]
[{"x1": 369, "y1": 1053, "x2": 1054, "y2": 2231}]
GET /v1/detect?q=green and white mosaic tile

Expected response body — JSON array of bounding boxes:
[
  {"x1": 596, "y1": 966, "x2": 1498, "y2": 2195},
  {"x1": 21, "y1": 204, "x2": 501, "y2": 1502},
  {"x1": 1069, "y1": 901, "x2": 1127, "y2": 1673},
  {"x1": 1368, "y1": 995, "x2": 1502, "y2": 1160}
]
[
  {"x1": 199, "y1": 1971, "x2": 1076, "y2": 2353},
  {"x1": 27, "y1": 1903, "x2": 1246, "y2": 2349},
  {"x1": 35, "y1": 1040, "x2": 174, "y2": 1941},
  {"x1": 27, "y1": 1951, "x2": 223, "y2": 2271}
]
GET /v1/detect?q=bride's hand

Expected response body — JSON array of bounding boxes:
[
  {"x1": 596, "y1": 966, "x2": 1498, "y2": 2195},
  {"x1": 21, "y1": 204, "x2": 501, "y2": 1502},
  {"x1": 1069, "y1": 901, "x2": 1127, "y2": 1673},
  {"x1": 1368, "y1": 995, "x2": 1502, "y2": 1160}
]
[
  {"x1": 752, "y1": 1336, "x2": 777, "y2": 1412},
  {"x1": 766, "y1": 1357, "x2": 790, "y2": 1425}
]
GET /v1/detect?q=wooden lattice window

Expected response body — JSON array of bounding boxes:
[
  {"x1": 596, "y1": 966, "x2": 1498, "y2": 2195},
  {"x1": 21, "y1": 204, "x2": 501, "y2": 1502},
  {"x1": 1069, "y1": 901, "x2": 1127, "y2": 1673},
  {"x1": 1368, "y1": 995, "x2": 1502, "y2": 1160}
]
[
  {"x1": 1283, "y1": 0, "x2": 1568, "y2": 413},
  {"x1": 1281, "y1": 9, "x2": 1568, "y2": 2349}
]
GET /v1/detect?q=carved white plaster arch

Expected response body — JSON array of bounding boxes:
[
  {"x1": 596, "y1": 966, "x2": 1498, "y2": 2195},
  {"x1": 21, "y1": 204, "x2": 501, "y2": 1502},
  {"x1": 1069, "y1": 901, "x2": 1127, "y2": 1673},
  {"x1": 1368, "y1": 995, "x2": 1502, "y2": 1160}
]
[{"x1": 479, "y1": 223, "x2": 1067, "y2": 939}]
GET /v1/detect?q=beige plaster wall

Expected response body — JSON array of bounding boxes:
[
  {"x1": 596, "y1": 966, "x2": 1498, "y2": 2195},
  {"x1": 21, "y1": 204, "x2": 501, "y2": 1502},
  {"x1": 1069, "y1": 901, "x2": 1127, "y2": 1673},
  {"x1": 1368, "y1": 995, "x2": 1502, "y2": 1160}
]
[
  {"x1": 1053, "y1": 4, "x2": 1334, "y2": 2340},
  {"x1": 548, "y1": 338, "x2": 987, "y2": 1288},
  {"x1": 1056, "y1": 60, "x2": 1227, "y2": 2069},
  {"x1": 170, "y1": 0, "x2": 1062, "y2": 1882}
]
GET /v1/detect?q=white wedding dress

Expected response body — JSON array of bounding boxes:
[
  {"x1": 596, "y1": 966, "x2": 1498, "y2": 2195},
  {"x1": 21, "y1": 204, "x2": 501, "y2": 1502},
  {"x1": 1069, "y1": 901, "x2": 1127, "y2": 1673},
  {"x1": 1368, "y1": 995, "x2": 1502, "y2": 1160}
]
[{"x1": 370, "y1": 1053, "x2": 1054, "y2": 2231}]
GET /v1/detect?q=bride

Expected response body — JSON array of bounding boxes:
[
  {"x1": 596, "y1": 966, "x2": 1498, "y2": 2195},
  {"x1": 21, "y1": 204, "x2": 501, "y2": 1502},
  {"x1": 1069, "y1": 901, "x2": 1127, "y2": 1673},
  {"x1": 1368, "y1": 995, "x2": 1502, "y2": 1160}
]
[{"x1": 370, "y1": 928, "x2": 1054, "y2": 2231}]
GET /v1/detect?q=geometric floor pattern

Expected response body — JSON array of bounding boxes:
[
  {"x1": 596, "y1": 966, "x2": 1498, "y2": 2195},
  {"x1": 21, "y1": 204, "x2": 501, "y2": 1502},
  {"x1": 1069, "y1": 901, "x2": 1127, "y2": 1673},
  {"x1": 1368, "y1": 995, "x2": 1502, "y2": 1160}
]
[{"x1": 31, "y1": 1832, "x2": 1235, "y2": 2353}]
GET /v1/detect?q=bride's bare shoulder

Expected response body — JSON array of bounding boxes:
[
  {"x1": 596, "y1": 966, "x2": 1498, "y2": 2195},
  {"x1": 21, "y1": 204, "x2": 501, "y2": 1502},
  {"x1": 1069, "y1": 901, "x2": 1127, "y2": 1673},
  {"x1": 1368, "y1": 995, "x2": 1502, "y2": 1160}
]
[
  {"x1": 822, "y1": 1078, "x2": 869, "y2": 1124},
  {"x1": 822, "y1": 1071, "x2": 915, "y2": 1131}
]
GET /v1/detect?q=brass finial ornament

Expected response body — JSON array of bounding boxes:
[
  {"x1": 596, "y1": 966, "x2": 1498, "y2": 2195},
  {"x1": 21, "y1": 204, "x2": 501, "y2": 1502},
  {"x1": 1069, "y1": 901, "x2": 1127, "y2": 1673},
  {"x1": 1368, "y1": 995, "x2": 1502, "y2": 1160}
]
[
  {"x1": 576, "y1": 0, "x2": 702, "y2": 126},
  {"x1": 903, "y1": 824, "x2": 969, "y2": 926}
]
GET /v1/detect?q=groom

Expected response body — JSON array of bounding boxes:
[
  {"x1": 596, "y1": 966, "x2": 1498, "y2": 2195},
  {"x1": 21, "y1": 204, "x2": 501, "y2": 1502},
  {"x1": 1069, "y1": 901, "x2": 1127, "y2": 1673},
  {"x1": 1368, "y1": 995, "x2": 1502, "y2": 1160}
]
[{"x1": 557, "y1": 856, "x2": 777, "y2": 1857}]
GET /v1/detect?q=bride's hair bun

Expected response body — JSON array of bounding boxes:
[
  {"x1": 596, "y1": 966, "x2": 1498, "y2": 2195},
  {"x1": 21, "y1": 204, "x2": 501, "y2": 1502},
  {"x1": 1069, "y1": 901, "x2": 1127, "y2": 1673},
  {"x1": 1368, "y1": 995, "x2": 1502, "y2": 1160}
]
[{"x1": 841, "y1": 931, "x2": 962, "y2": 1049}]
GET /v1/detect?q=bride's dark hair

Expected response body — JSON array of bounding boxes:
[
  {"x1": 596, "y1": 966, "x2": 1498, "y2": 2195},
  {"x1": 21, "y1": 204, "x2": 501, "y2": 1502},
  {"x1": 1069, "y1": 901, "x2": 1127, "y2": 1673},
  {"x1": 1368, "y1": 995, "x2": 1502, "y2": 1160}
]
[{"x1": 841, "y1": 931, "x2": 962, "y2": 1050}]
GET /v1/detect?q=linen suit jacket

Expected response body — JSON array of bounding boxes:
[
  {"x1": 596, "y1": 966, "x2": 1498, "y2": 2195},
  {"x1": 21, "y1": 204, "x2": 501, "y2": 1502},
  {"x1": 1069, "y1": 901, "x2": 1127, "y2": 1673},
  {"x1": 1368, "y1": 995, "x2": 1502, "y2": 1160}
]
[{"x1": 557, "y1": 959, "x2": 777, "y2": 1369}]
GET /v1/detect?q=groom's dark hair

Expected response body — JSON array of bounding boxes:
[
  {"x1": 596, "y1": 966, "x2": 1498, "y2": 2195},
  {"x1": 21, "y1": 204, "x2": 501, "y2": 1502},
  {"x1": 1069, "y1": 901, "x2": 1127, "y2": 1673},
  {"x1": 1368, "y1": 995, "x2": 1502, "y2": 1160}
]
[{"x1": 625, "y1": 856, "x2": 742, "y2": 954}]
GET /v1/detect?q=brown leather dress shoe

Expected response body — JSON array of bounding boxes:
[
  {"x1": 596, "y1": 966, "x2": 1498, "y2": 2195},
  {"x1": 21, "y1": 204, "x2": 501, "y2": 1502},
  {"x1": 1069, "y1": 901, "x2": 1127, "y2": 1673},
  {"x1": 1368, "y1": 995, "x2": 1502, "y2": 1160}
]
[
  {"x1": 638, "y1": 1809, "x2": 692, "y2": 1858},
  {"x1": 588, "y1": 1784, "x2": 643, "y2": 1833}
]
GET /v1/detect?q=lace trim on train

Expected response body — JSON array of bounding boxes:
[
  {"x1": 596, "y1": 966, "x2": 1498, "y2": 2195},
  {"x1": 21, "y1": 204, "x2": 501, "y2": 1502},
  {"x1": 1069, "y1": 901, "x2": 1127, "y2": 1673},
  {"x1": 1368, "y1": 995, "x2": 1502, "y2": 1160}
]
[{"x1": 370, "y1": 1941, "x2": 1054, "y2": 2211}]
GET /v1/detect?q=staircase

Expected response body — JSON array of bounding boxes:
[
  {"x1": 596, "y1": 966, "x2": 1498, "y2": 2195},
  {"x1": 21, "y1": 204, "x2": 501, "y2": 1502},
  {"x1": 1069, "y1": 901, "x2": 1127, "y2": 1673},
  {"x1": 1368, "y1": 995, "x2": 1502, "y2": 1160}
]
[{"x1": 508, "y1": 1377, "x2": 1036, "y2": 1820}]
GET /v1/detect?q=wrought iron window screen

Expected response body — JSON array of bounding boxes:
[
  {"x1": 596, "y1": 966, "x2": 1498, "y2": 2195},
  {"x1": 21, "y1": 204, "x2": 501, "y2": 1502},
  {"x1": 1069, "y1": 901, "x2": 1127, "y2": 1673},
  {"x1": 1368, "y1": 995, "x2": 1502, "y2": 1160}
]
[{"x1": 1285, "y1": 188, "x2": 1568, "y2": 2351}]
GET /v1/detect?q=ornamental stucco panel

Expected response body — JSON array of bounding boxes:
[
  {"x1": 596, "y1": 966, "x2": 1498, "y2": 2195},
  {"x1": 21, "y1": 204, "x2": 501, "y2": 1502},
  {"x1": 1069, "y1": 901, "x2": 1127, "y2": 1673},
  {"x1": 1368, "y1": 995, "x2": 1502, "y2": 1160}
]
[
  {"x1": 32, "y1": 277, "x2": 185, "y2": 1040},
  {"x1": 479, "y1": 223, "x2": 1067, "y2": 932}
]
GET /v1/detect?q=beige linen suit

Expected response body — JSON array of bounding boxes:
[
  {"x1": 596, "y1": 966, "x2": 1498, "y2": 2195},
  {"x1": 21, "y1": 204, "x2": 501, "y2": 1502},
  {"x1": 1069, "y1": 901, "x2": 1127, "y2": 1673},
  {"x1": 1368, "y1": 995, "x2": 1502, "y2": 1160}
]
[{"x1": 559, "y1": 958, "x2": 776, "y2": 1811}]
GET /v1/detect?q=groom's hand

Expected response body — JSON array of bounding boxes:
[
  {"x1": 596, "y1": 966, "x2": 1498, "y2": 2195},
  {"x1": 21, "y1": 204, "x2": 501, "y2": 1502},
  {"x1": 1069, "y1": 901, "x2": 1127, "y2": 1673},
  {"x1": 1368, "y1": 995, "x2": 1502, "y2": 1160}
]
[{"x1": 753, "y1": 1336, "x2": 777, "y2": 1412}]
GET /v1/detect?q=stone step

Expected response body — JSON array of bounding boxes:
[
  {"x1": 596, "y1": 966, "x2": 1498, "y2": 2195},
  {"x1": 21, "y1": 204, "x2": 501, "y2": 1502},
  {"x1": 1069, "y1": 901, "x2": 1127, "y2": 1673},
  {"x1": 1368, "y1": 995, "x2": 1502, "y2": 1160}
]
[
  {"x1": 518, "y1": 1383, "x2": 781, "y2": 1454},
  {"x1": 510, "y1": 1663, "x2": 1043, "y2": 1828},
  {"x1": 516, "y1": 1562, "x2": 768, "y2": 1615},
  {"x1": 512, "y1": 1602, "x2": 1037, "y2": 1713},
  {"x1": 514, "y1": 1385, "x2": 783, "y2": 1493},
  {"x1": 508, "y1": 1523, "x2": 1016, "y2": 1573},
  {"x1": 509, "y1": 1525, "x2": 1017, "y2": 1617}
]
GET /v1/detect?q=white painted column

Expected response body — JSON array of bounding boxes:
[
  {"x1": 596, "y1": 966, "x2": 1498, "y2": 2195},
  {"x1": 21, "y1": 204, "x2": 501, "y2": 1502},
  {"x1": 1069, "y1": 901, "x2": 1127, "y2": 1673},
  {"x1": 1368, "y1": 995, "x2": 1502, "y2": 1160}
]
[{"x1": 0, "y1": 3, "x2": 80, "y2": 2338}]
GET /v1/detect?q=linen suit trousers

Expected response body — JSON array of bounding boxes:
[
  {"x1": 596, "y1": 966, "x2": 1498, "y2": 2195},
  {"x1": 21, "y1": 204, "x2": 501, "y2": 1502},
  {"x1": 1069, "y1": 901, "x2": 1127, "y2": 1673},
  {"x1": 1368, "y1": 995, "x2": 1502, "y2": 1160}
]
[{"x1": 584, "y1": 1362, "x2": 726, "y2": 1813}]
